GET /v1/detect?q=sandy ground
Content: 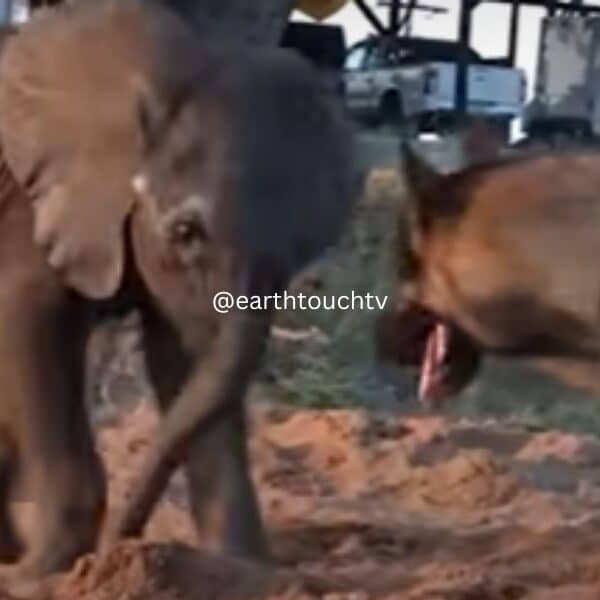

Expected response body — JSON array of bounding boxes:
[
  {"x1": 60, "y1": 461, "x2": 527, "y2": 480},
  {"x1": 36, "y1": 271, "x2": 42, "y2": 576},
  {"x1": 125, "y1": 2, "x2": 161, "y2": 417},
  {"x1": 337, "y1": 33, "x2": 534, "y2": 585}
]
[{"x1": 12, "y1": 396, "x2": 599, "y2": 600}]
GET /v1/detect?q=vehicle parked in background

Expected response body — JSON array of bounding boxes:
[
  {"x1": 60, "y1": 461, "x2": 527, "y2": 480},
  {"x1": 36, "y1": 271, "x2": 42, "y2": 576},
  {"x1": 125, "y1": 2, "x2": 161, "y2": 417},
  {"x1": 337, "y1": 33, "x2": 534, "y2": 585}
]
[
  {"x1": 523, "y1": 15, "x2": 600, "y2": 145},
  {"x1": 343, "y1": 36, "x2": 527, "y2": 139}
]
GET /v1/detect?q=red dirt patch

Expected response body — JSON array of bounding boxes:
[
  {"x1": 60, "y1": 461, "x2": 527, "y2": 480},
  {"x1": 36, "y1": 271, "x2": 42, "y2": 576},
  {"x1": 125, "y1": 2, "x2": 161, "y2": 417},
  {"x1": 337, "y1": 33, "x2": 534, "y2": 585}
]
[{"x1": 9, "y1": 401, "x2": 600, "y2": 599}]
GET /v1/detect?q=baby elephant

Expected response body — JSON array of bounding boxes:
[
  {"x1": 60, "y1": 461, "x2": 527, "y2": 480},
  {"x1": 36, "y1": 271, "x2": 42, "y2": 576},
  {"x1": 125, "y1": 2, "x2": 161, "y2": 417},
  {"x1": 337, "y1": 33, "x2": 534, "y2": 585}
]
[{"x1": 0, "y1": 0, "x2": 359, "y2": 589}]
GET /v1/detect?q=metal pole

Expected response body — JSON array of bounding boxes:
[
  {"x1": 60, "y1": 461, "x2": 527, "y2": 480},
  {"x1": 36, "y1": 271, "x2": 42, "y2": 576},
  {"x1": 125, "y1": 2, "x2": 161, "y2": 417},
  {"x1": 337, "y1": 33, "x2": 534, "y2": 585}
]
[
  {"x1": 354, "y1": 0, "x2": 387, "y2": 35},
  {"x1": 508, "y1": 0, "x2": 519, "y2": 65},
  {"x1": 455, "y1": 0, "x2": 474, "y2": 117},
  {"x1": 390, "y1": 0, "x2": 400, "y2": 33}
]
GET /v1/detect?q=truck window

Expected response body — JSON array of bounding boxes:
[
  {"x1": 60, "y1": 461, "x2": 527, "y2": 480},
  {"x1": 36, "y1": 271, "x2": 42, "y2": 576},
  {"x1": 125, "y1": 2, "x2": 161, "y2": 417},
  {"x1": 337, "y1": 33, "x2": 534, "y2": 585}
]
[
  {"x1": 345, "y1": 46, "x2": 367, "y2": 71},
  {"x1": 364, "y1": 47, "x2": 385, "y2": 69},
  {"x1": 364, "y1": 45, "x2": 409, "y2": 69}
]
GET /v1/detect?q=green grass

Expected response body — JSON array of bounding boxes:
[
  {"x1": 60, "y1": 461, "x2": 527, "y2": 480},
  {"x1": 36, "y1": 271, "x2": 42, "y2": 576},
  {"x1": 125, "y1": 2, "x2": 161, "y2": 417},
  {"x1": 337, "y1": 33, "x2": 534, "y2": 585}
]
[
  {"x1": 452, "y1": 358, "x2": 600, "y2": 435},
  {"x1": 262, "y1": 170, "x2": 402, "y2": 409}
]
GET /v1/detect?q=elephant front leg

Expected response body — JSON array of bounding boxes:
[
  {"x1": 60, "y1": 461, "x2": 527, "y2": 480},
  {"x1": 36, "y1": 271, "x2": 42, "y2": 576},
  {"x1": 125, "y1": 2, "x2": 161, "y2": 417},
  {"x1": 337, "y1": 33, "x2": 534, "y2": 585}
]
[
  {"x1": 140, "y1": 307, "x2": 269, "y2": 560},
  {"x1": 185, "y1": 405, "x2": 269, "y2": 561},
  {"x1": 0, "y1": 285, "x2": 105, "y2": 591}
]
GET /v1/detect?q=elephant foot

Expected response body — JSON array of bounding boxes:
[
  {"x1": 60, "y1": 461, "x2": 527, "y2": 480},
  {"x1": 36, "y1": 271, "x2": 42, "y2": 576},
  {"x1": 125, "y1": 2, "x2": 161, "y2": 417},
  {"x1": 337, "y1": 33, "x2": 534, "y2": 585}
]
[
  {"x1": 0, "y1": 523, "x2": 99, "y2": 598},
  {"x1": 221, "y1": 495, "x2": 272, "y2": 565},
  {"x1": 0, "y1": 563, "x2": 51, "y2": 599},
  {"x1": 223, "y1": 528, "x2": 271, "y2": 565},
  {"x1": 0, "y1": 537, "x2": 93, "y2": 598},
  {"x1": 225, "y1": 543, "x2": 272, "y2": 567},
  {"x1": 96, "y1": 510, "x2": 137, "y2": 558},
  {"x1": 96, "y1": 525, "x2": 118, "y2": 558}
]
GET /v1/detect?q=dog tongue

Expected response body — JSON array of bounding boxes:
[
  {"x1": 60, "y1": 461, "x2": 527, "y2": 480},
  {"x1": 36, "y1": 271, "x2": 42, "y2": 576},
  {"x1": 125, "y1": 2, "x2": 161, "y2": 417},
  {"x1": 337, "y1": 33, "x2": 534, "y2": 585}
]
[{"x1": 418, "y1": 322, "x2": 449, "y2": 407}]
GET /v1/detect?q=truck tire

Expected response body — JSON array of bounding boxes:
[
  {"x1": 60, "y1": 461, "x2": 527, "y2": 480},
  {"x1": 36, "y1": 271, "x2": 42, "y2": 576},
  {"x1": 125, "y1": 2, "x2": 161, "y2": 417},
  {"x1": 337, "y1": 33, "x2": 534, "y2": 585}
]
[{"x1": 378, "y1": 91, "x2": 403, "y2": 127}]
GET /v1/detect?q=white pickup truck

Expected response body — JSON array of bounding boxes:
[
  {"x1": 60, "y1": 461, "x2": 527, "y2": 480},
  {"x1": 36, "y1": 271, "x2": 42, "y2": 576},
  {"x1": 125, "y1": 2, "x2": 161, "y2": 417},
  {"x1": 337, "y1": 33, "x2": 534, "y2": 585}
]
[{"x1": 343, "y1": 37, "x2": 527, "y2": 136}]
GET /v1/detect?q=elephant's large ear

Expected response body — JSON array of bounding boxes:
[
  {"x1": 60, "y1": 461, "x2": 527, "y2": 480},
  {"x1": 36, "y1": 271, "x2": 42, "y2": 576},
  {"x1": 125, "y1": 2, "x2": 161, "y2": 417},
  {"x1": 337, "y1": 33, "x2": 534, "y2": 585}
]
[
  {"x1": 30, "y1": 170, "x2": 136, "y2": 300},
  {"x1": 0, "y1": 4, "x2": 148, "y2": 299}
]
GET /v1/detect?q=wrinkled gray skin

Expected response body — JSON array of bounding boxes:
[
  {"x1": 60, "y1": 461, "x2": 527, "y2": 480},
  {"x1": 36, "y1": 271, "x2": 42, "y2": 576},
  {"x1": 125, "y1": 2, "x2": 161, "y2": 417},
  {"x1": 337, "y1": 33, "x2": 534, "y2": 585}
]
[{"x1": 0, "y1": 0, "x2": 359, "y2": 591}]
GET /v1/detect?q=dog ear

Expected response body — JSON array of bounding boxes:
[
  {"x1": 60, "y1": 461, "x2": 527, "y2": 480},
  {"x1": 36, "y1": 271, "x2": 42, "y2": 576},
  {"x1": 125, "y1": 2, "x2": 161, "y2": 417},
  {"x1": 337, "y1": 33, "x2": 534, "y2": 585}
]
[
  {"x1": 399, "y1": 140, "x2": 446, "y2": 251},
  {"x1": 400, "y1": 140, "x2": 442, "y2": 202}
]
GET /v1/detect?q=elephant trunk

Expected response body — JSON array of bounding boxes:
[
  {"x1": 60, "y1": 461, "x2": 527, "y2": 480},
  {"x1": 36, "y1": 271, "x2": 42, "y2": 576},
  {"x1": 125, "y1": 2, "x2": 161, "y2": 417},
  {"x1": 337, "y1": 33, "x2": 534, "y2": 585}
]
[{"x1": 100, "y1": 308, "x2": 271, "y2": 547}]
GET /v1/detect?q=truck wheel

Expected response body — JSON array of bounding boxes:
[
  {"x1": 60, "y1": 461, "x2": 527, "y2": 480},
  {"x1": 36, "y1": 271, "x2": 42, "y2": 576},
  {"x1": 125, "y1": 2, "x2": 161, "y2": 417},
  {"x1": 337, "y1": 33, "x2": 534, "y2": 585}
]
[{"x1": 378, "y1": 92, "x2": 403, "y2": 127}]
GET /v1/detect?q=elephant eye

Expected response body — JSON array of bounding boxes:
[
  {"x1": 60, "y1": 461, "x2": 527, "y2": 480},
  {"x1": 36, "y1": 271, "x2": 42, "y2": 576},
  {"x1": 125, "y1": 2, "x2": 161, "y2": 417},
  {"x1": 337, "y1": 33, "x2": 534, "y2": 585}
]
[{"x1": 170, "y1": 218, "x2": 207, "y2": 247}]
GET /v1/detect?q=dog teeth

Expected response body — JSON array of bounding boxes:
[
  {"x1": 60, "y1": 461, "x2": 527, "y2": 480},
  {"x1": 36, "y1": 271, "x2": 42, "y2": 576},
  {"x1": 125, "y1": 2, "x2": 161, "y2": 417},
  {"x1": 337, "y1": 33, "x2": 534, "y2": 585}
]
[{"x1": 418, "y1": 323, "x2": 450, "y2": 406}]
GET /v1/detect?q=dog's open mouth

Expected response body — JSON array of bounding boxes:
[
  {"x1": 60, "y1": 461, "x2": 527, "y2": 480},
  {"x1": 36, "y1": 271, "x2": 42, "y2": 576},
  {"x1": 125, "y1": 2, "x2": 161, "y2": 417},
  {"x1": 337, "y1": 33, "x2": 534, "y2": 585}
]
[{"x1": 375, "y1": 305, "x2": 481, "y2": 409}]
